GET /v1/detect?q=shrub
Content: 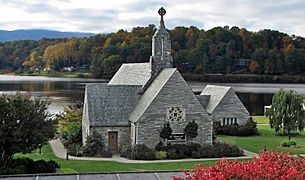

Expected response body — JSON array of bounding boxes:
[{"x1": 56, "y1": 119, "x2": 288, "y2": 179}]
[
  {"x1": 290, "y1": 141, "x2": 297, "y2": 146},
  {"x1": 214, "y1": 118, "x2": 259, "y2": 136},
  {"x1": 101, "y1": 150, "x2": 113, "y2": 158},
  {"x1": 175, "y1": 151, "x2": 305, "y2": 179},
  {"x1": 155, "y1": 141, "x2": 167, "y2": 151},
  {"x1": 156, "y1": 143, "x2": 201, "y2": 159},
  {"x1": 155, "y1": 151, "x2": 167, "y2": 160},
  {"x1": 184, "y1": 143, "x2": 201, "y2": 157},
  {"x1": 281, "y1": 141, "x2": 297, "y2": 147},
  {"x1": 191, "y1": 142, "x2": 243, "y2": 158},
  {"x1": 281, "y1": 141, "x2": 290, "y2": 147},
  {"x1": 130, "y1": 144, "x2": 156, "y2": 160},
  {"x1": 120, "y1": 144, "x2": 132, "y2": 158},
  {"x1": 31, "y1": 160, "x2": 60, "y2": 173},
  {"x1": 66, "y1": 143, "x2": 83, "y2": 157},
  {"x1": 82, "y1": 130, "x2": 105, "y2": 157},
  {"x1": 0, "y1": 158, "x2": 60, "y2": 175}
]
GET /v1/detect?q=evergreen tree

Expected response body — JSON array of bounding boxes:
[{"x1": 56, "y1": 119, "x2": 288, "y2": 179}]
[
  {"x1": 160, "y1": 122, "x2": 172, "y2": 141},
  {"x1": 184, "y1": 120, "x2": 199, "y2": 139}
]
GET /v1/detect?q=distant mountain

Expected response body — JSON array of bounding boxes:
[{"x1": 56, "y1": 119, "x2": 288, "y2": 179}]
[{"x1": 0, "y1": 29, "x2": 95, "y2": 42}]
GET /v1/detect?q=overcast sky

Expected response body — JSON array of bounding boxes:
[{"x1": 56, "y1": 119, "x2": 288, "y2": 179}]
[{"x1": 0, "y1": 0, "x2": 304, "y2": 36}]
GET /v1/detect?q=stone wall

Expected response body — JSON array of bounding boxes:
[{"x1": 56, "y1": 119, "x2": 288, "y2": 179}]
[
  {"x1": 212, "y1": 89, "x2": 249, "y2": 125},
  {"x1": 92, "y1": 126, "x2": 131, "y2": 151}
]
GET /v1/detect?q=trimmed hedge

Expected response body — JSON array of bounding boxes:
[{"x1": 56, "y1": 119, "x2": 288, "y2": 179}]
[
  {"x1": 214, "y1": 118, "x2": 259, "y2": 136},
  {"x1": 130, "y1": 144, "x2": 156, "y2": 160},
  {"x1": 120, "y1": 144, "x2": 155, "y2": 160},
  {"x1": 122, "y1": 142, "x2": 243, "y2": 160},
  {"x1": 191, "y1": 143, "x2": 244, "y2": 158}
]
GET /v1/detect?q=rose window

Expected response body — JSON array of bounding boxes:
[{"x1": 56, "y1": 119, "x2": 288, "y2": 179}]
[{"x1": 167, "y1": 106, "x2": 185, "y2": 123}]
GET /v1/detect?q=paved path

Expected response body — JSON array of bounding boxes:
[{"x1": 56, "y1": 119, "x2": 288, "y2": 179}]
[
  {"x1": 49, "y1": 139, "x2": 257, "y2": 163},
  {"x1": 1, "y1": 172, "x2": 185, "y2": 180}
]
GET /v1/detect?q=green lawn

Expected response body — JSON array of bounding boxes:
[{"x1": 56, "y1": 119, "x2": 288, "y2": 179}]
[
  {"x1": 16, "y1": 144, "x2": 245, "y2": 174},
  {"x1": 218, "y1": 125, "x2": 305, "y2": 154},
  {"x1": 252, "y1": 116, "x2": 269, "y2": 124}
]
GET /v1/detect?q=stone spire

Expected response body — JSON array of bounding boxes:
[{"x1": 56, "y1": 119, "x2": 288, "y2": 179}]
[{"x1": 150, "y1": 7, "x2": 173, "y2": 78}]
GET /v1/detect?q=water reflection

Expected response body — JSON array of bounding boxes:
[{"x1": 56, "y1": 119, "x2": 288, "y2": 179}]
[
  {"x1": 0, "y1": 75, "x2": 106, "y2": 114},
  {"x1": 237, "y1": 93, "x2": 273, "y2": 116},
  {"x1": 1, "y1": 75, "x2": 305, "y2": 116}
]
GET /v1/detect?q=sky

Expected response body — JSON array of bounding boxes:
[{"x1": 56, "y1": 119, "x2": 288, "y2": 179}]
[{"x1": 0, "y1": 0, "x2": 304, "y2": 36}]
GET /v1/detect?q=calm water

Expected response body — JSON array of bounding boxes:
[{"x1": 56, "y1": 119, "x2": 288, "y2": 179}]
[{"x1": 1, "y1": 75, "x2": 305, "y2": 115}]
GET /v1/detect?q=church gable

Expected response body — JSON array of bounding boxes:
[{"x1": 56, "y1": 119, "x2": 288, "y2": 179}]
[
  {"x1": 133, "y1": 69, "x2": 213, "y2": 147},
  {"x1": 213, "y1": 88, "x2": 249, "y2": 125},
  {"x1": 201, "y1": 85, "x2": 230, "y2": 114}
]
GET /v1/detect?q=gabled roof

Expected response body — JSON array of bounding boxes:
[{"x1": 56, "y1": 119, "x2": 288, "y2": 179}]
[
  {"x1": 108, "y1": 63, "x2": 151, "y2": 86},
  {"x1": 200, "y1": 85, "x2": 231, "y2": 114},
  {"x1": 196, "y1": 95, "x2": 210, "y2": 109},
  {"x1": 129, "y1": 68, "x2": 176, "y2": 122},
  {"x1": 86, "y1": 83, "x2": 141, "y2": 126}
]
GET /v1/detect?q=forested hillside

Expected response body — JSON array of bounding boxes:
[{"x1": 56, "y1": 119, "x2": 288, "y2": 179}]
[{"x1": 0, "y1": 25, "x2": 304, "y2": 79}]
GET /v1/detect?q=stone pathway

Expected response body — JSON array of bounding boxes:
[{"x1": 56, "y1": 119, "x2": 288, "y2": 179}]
[{"x1": 49, "y1": 139, "x2": 258, "y2": 163}]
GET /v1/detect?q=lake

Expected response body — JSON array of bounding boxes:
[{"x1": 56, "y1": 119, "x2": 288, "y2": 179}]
[{"x1": 1, "y1": 75, "x2": 305, "y2": 116}]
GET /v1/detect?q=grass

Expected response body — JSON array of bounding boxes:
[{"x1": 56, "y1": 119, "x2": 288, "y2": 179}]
[
  {"x1": 218, "y1": 125, "x2": 305, "y2": 154},
  {"x1": 252, "y1": 116, "x2": 269, "y2": 124},
  {"x1": 15, "y1": 144, "x2": 243, "y2": 174}
]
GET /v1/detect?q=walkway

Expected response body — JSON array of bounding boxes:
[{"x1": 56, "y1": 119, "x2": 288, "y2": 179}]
[
  {"x1": 1, "y1": 172, "x2": 185, "y2": 180},
  {"x1": 49, "y1": 139, "x2": 258, "y2": 163}
]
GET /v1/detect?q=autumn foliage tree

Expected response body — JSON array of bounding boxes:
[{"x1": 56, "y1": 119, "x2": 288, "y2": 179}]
[{"x1": 1, "y1": 25, "x2": 305, "y2": 78}]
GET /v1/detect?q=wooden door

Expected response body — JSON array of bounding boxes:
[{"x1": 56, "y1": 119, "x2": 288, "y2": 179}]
[{"x1": 108, "y1": 131, "x2": 118, "y2": 151}]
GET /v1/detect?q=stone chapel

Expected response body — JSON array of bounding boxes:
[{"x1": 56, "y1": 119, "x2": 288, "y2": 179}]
[{"x1": 82, "y1": 7, "x2": 248, "y2": 151}]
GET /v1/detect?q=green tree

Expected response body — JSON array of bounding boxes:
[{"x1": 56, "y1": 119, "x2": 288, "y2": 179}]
[
  {"x1": 62, "y1": 122, "x2": 82, "y2": 144},
  {"x1": 268, "y1": 89, "x2": 305, "y2": 140},
  {"x1": 82, "y1": 130, "x2": 105, "y2": 157},
  {"x1": 56, "y1": 102, "x2": 83, "y2": 135},
  {"x1": 101, "y1": 55, "x2": 123, "y2": 78},
  {"x1": 0, "y1": 95, "x2": 56, "y2": 168},
  {"x1": 184, "y1": 120, "x2": 198, "y2": 139}
]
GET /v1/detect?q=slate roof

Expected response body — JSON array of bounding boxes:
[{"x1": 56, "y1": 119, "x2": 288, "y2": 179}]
[
  {"x1": 196, "y1": 95, "x2": 210, "y2": 109},
  {"x1": 108, "y1": 63, "x2": 151, "y2": 86},
  {"x1": 200, "y1": 85, "x2": 231, "y2": 114},
  {"x1": 85, "y1": 83, "x2": 142, "y2": 126},
  {"x1": 129, "y1": 68, "x2": 176, "y2": 122}
]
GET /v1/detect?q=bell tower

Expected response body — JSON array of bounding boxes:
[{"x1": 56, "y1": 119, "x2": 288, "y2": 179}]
[{"x1": 150, "y1": 7, "x2": 173, "y2": 77}]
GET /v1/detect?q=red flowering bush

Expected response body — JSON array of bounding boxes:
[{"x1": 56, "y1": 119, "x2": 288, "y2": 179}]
[{"x1": 175, "y1": 151, "x2": 305, "y2": 180}]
